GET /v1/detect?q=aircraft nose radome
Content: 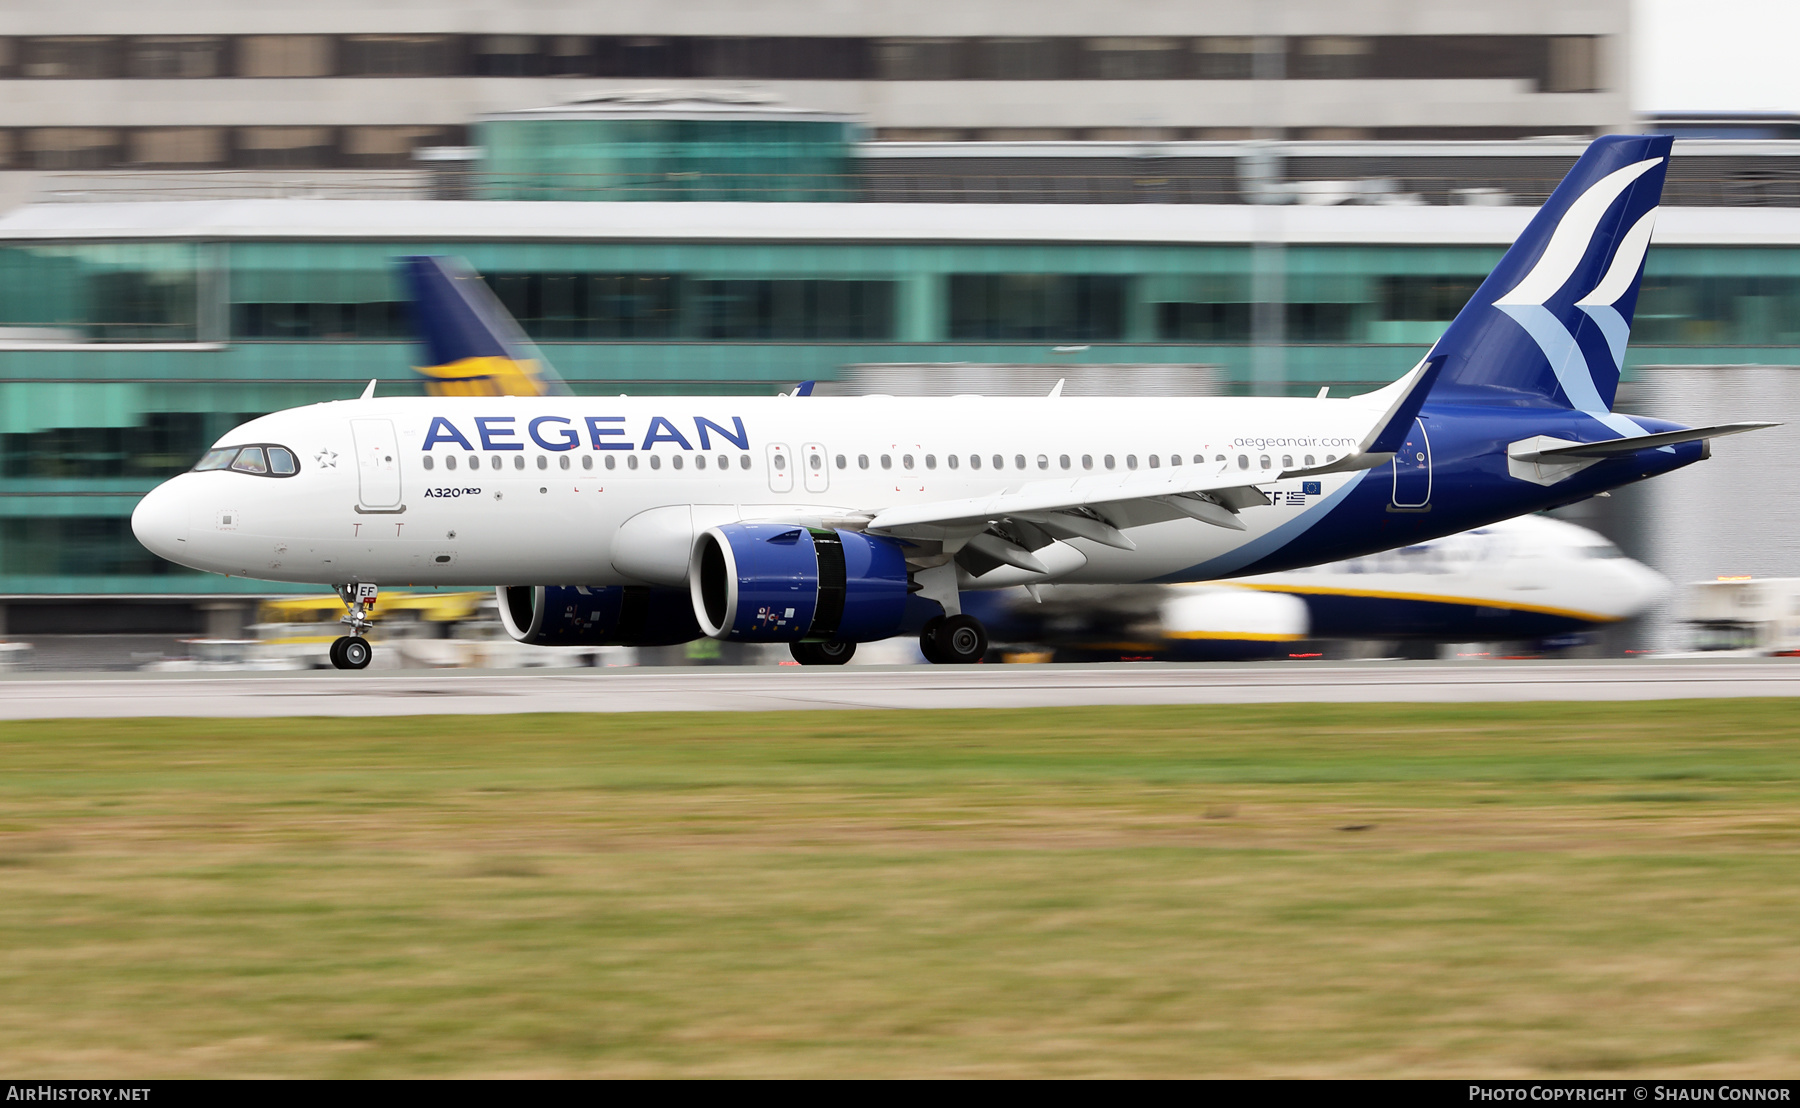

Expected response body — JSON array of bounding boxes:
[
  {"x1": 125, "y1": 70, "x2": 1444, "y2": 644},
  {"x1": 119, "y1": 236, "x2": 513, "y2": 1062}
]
[
  {"x1": 131, "y1": 481, "x2": 189, "y2": 561},
  {"x1": 1630, "y1": 564, "x2": 1675, "y2": 615}
]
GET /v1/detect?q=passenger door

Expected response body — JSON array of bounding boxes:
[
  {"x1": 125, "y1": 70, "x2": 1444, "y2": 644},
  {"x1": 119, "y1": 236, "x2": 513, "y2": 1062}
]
[
  {"x1": 351, "y1": 418, "x2": 403, "y2": 510},
  {"x1": 1390, "y1": 418, "x2": 1431, "y2": 510},
  {"x1": 802, "y1": 442, "x2": 829, "y2": 494},
  {"x1": 766, "y1": 442, "x2": 794, "y2": 493}
]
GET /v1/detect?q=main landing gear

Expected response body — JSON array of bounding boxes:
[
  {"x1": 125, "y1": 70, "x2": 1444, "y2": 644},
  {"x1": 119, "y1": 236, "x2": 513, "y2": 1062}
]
[
  {"x1": 790, "y1": 640, "x2": 856, "y2": 666},
  {"x1": 920, "y1": 614, "x2": 988, "y2": 665},
  {"x1": 329, "y1": 582, "x2": 378, "y2": 671}
]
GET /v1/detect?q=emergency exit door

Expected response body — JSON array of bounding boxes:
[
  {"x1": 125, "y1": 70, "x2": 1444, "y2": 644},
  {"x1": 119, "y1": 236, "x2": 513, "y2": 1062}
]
[
  {"x1": 1390, "y1": 418, "x2": 1431, "y2": 509},
  {"x1": 351, "y1": 418, "x2": 403, "y2": 510}
]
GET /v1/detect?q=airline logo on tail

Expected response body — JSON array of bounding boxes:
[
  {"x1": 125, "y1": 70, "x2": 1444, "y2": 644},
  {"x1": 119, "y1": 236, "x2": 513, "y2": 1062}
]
[
  {"x1": 414, "y1": 356, "x2": 551, "y2": 398},
  {"x1": 1492, "y1": 155, "x2": 1663, "y2": 415},
  {"x1": 1428, "y1": 134, "x2": 1671, "y2": 416},
  {"x1": 399, "y1": 255, "x2": 570, "y2": 399}
]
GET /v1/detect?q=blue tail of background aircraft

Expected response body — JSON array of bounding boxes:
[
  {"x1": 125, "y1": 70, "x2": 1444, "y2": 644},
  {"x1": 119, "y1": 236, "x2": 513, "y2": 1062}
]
[
  {"x1": 1428, "y1": 133, "x2": 1672, "y2": 413},
  {"x1": 399, "y1": 255, "x2": 570, "y2": 397}
]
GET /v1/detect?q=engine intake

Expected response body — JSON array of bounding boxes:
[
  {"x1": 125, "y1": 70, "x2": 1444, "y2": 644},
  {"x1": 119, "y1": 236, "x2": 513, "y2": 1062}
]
[
  {"x1": 690, "y1": 524, "x2": 909, "y2": 643},
  {"x1": 497, "y1": 585, "x2": 700, "y2": 646}
]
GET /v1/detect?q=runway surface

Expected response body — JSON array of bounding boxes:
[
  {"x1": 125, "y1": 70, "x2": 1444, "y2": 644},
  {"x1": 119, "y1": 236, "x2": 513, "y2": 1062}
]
[{"x1": 3, "y1": 660, "x2": 1799, "y2": 719}]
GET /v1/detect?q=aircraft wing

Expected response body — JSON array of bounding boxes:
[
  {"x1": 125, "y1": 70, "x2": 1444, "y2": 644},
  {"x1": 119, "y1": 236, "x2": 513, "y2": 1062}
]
[{"x1": 863, "y1": 356, "x2": 1445, "y2": 571}]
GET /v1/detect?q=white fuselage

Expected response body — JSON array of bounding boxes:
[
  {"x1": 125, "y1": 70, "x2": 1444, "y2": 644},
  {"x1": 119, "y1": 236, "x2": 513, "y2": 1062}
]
[
  {"x1": 132, "y1": 393, "x2": 1375, "y2": 588},
  {"x1": 1223, "y1": 513, "x2": 1670, "y2": 625}
]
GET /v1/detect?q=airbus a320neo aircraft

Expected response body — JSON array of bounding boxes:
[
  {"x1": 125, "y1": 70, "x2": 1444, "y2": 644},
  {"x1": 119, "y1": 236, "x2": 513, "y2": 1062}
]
[{"x1": 132, "y1": 134, "x2": 1769, "y2": 669}]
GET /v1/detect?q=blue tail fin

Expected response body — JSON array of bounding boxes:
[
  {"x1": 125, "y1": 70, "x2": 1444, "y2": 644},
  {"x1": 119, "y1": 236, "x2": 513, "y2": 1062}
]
[
  {"x1": 398, "y1": 256, "x2": 570, "y2": 397},
  {"x1": 1429, "y1": 134, "x2": 1672, "y2": 411}
]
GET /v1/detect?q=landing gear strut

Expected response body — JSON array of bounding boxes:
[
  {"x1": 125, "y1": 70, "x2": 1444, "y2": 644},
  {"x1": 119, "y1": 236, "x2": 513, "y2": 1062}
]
[
  {"x1": 791, "y1": 640, "x2": 856, "y2": 666},
  {"x1": 330, "y1": 582, "x2": 378, "y2": 671},
  {"x1": 920, "y1": 614, "x2": 987, "y2": 665}
]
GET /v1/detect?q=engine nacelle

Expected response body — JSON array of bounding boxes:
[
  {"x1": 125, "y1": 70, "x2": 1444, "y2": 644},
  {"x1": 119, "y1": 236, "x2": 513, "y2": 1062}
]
[
  {"x1": 497, "y1": 585, "x2": 700, "y2": 647},
  {"x1": 690, "y1": 524, "x2": 909, "y2": 643}
]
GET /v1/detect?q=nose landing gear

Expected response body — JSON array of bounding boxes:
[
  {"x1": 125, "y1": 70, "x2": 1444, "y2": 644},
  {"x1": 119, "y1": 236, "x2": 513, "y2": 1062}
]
[{"x1": 330, "y1": 582, "x2": 378, "y2": 671}]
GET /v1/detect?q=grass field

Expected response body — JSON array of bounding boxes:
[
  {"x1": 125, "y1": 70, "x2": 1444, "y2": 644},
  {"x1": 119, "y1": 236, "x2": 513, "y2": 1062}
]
[{"x1": 2, "y1": 701, "x2": 1799, "y2": 1077}]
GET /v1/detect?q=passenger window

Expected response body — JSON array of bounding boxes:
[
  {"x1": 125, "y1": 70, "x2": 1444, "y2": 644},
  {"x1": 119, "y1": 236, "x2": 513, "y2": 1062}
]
[
  {"x1": 445, "y1": 455, "x2": 457, "y2": 471},
  {"x1": 1014, "y1": 454, "x2": 1026, "y2": 470},
  {"x1": 925, "y1": 455, "x2": 936, "y2": 469},
  {"x1": 1059, "y1": 455, "x2": 1070, "y2": 469},
  {"x1": 269, "y1": 447, "x2": 296, "y2": 475},
  {"x1": 650, "y1": 456, "x2": 662, "y2": 470},
  {"x1": 1126, "y1": 455, "x2": 1138, "y2": 470},
  {"x1": 537, "y1": 455, "x2": 548, "y2": 470},
  {"x1": 1195, "y1": 455, "x2": 1204, "y2": 464},
  {"x1": 741, "y1": 454, "x2": 752, "y2": 469},
  {"x1": 1037, "y1": 454, "x2": 1049, "y2": 469},
  {"x1": 582, "y1": 455, "x2": 593, "y2": 471},
  {"x1": 605, "y1": 455, "x2": 616, "y2": 469},
  {"x1": 491, "y1": 456, "x2": 502, "y2": 470},
  {"x1": 1237, "y1": 455, "x2": 1249, "y2": 469},
  {"x1": 835, "y1": 454, "x2": 846, "y2": 469},
  {"x1": 559, "y1": 455, "x2": 570, "y2": 470},
  {"x1": 672, "y1": 455, "x2": 683, "y2": 470},
  {"x1": 1104, "y1": 455, "x2": 1115, "y2": 469},
  {"x1": 1260, "y1": 455, "x2": 1271, "y2": 469},
  {"x1": 947, "y1": 454, "x2": 959, "y2": 469},
  {"x1": 809, "y1": 453, "x2": 822, "y2": 470},
  {"x1": 1325, "y1": 454, "x2": 1337, "y2": 463},
  {"x1": 467, "y1": 455, "x2": 478, "y2": 470},
  {"x1": 1304, "y1": 454, "x2": 1315, "y2": 467},
  {"x1": 858, "y1": 454, "x2": 869, "y2": 469},
  {"x1": 231, "y1": 447, "x2": 268, "y2": 474},
  {"x1": 1282, "y1": 454, "x2": 1293, "y2": 469},
  {"x1": 1215, "y1": 454, "x2": 1225, "y2": 463},
  {"x1": 970, "y1": 455, "x2": 981, "y2": 469},
  {"x1": 627, "y1": 455, "x2": 639, "y2": 470},
  {"x1": 772, "y1": 452, "x2": 786, "y2": 470},
  {"x1": 1082, "y1": 455, "x2": 1093, "y2": 469},
  {"x1": 992, "y1": 455, "x2": 1003, "y2": 470},
  {"x1": 194, "y1": 448, "x2": 237, "y2": 471},
  {"x1": 695, "y1": 455, "x2": 707, "y2": 470},
  {"x1": 881, "y1": 454, "x2": 892, "y2": 469},
  {"x1": 1169, "y1": 454, "x2": 1180, "y2": 467},
  {"x1": 903, "y1": 454, "x2": 915, "y2": 469},
  {"x1": 1148, "y1": 455, "x2": 1159, "y2": 469},
  {"x1": 422, "y1": 454, "x2": 435, "y2": 471}
]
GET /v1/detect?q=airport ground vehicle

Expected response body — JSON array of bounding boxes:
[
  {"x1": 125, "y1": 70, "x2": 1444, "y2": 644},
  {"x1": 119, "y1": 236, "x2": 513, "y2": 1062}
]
[
  {"x1": 130, "y1": 134, "x2": 1768, "y2": 669},
  {"x1": 1682, "y1": 577, "x2": 1800, "y2": 655}
]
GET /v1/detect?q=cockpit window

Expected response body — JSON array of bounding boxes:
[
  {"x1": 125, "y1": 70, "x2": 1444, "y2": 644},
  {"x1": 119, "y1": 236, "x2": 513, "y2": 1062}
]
[{"x1": 193, "y1": 444, "x2": 301, "y2": 478}]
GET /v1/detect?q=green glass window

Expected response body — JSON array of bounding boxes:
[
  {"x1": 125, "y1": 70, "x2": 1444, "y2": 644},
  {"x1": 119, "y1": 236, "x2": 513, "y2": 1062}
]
[
  {"x1": 488, "y1": 272, "x2": 681, "y2": 339},
  {"x1": 2, "y1": 516, "x2": 190, "y2": 577},
  {"x1": 0, "y1": 242, "x2": 198, "y2": 342},
  {"x1": 694, "y1": 279, "x2": 895, "y2": 340},
  {"x1": 948, "y1": 274, "x2": 1126, "y2": 341},
  {"x1": 476, "y1": 117, "x2": 855, "y2": 202}
]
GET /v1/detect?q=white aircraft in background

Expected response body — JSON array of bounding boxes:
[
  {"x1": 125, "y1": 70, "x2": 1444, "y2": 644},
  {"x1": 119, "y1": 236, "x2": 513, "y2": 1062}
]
[
  {"x1": 130, "y1": 134, "x2": 1767, "y2": 669},
  {"x1": 966, "y1": 514, "x2": 1669, "y2": 660}
]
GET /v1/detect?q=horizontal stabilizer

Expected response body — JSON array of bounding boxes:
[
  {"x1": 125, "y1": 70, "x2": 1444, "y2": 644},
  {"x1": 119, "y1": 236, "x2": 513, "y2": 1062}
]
[{"x1": 1520, "y1": 422, "x2": 1777, "y2": 461}]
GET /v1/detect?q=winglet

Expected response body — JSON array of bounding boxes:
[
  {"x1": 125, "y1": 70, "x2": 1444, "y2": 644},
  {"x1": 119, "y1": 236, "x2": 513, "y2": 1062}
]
[
  {"x1": 360, "y1": 379, "x2": 377, "y2": 400},
  {"x1": 1049, "y1": 378, "x2": 1065, "y2": 398},
  {"x1": 794, "y1": 380, "x2": 816, "y2": 397}
]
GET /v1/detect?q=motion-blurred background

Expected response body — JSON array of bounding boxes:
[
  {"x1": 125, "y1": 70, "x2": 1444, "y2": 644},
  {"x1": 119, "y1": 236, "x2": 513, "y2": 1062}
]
[{"x1": 1, "y1": 0, "x2": 1795, "y2": 669}]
